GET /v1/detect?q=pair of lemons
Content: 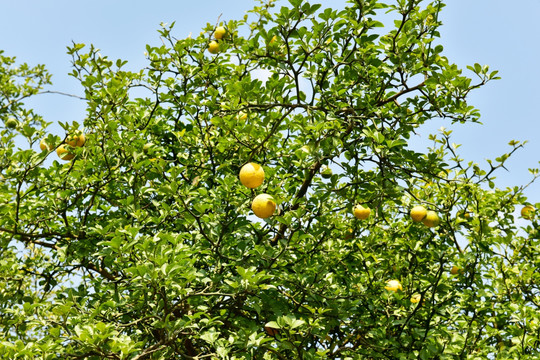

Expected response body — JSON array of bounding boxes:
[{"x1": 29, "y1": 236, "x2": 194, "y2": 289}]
[
  {"x1": 239, "y1": 162, "x2": 275, "y2": 219},
  {"x1": 208, "y1": 26, "x2": 227, "y2": 54}
]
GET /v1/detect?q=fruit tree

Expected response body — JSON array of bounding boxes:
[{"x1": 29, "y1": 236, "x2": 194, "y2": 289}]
[{"x1": 1, "y1": 0, "x2": 539, "y2": 359}]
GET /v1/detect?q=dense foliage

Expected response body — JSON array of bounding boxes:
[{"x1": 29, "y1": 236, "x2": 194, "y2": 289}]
[{"x1": 1, "y1": 0, "x2": 539, "y2": 358}]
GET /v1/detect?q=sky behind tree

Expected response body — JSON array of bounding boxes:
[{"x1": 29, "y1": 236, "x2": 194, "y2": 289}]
[{"x1": 1, "y1": 0, "x2": 538, "y2": 199}]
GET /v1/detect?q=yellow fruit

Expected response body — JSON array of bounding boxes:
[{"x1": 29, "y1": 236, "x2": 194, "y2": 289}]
[
  {"x1": 410, "y1": 205, "x2": 427, "y2": 222},
  {"x1": 239, "y1": 163, "x2": 265, "y2": 189},
  {"x1": 214, "y1": 26, "x2": 227, "y2": 40},
  {"x1": 422, "y1": 210, "x2": 440, "y2": 228},
  {"x1": 251, "y1": 194, "x2": 276, "y2": 219},
  {"x1": 208, "y1": 41, "x2": 220, "y2": 54},
  {"x1": 39, "y1": 138, "x2": 53, "y2": 152},
  {"x1": 457, "y1": 209, "x2": 473, "y2": 220},
  {"x1": 411, "y1": 294, "x2": 421, "y2": 304},
  {"x1": 66, "y1": 132, "x2": 86, "y2": 147},
  {"x1": 56, "y1": 144, "x2": 75, "y2": 161},
  {"x1": 238, "y1": 112, "x2": 248, "y2": 121},
  {"x1": 5, "y1": 118, "x2": 18, "y2": 129},
  {"x1": 450, "y1": 265, "x2": 461, "y2": 275},
  {"x1": 521, "y1": 205, "x2": 535, "y2": 219},
  {"x1": 353, "y1": 204, "x2": 370, "y2": 220},
  {"x1": 385, "y1": 279, "x2": 402, "y2": 292}
]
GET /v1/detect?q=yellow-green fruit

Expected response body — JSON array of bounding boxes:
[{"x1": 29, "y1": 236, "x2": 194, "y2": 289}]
[
  {"x1": 353, "y1": 205, "x2": 371, "y2": 220},
  {"x1": 410, "y1": 205, "x2": 427, "y2": 222},
  {"x1": 385, "y1": 279, "x2": 403, "y2": 292},
  {"x1": 239, "y1": 162, "x2": 265, "y2": 189},
  {"x1": 56, "y1": 144, "x2": 75, "y2": 161},
  {"x1": 238, "y1": 112, "x2": 248, "y2": 121},
  {"x1": 208, "y1": 41, "x2": 220, "y2": 54},
  {"x1": 410, "y1": 294, "x2": 421, "y2": 304},
  {"x1": 214, "y1": 26, "x2": 227, "y2": 40},
  {"x1": 251, "y1": 194, "x2": 276, "y2": 219},
  {"x1": 450, "y1": 265, "x2": 461, "y2": 275},
  {"x1": 5, "y1": 118, "x2": 18, "y2": 129},
  {"x1": 521, "y1": 205, "x2": 535, "y2": 219},
  {"x1": 39, "y1": 138, "x2": 53, "y2": 152},
  {"x1": 66, "y1": 132, "x2": 86, "y2": 147},
  {"x1": 457, "y1": 209, "x2": 473, "y2": 220},
  {"x1": 422, "y1": 210, "x2": 440, "y2": 228},
  {"x1": 320, "y1": 165, "x2": 332, "y2": 179}
]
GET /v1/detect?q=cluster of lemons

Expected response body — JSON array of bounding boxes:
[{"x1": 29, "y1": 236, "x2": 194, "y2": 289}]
[
  {"x1": 40, "y1": 131, "x2": 86, "y2": 161},
  {"x1": 353, "y1": 203, "x2": 442, "y2": 303},
  {"x1": 207, "y1": 26, "x2": 227, "y2": 55},
  {"x1": 382, "y1": 204, "x2": 536, "y2": 303}
]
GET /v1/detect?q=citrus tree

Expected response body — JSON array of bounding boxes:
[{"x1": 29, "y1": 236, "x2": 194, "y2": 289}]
[{"x1": 1, "y1": 0, "x2": 539, "y2": 359}]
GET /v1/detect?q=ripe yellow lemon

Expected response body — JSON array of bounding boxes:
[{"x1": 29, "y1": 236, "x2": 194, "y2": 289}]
[
  {"x1": 214, "y1": 26, "x2": 227, "y2": 40},
  {"x1": 410, "y1": 294, "x2": 421, "y2": 303},
  {"x1": 56, "y1": 144, "x2": 75, "y2": 161},
  {"x1": 39, "y1": 138, "x2": 53, "y2": 152},
  {"x1": 239, "y1": 162, "x2": 265, "y2": 189},
  {"x1": 208, "y1": 41, "x2": 220, "y2": 54},
  {"x1": 251, "y1": 194, "x2": 276, "y2": 219},
  {"x1": 385, "y1": 279, "x2": 402, "y2": 292},
  {"x1": 521, "y1": 205, "x2": 535, "y2": 219},
  {"x1": 422, "y1": 210, "x2": 440, "y2": 227},
  {"x1": 66, "y1": 132, "x2": 86, "y2": 147},
  {"x1": 353, "y1": 204, "x2": 370, "y2": 220},
  {"x1": 238, "y1": 112, "x2": 248, "y2": 121},
  {"x1": 410, "y1": 205, "x2": 427, "y2": 222},
  {"x1": 450, "y1": 265, "x2": 461, "y2": 275}
]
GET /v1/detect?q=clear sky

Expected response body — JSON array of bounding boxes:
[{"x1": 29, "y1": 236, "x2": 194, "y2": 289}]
[{"x1": 1, "y1": 0, "x2": 539, "y2": 199}]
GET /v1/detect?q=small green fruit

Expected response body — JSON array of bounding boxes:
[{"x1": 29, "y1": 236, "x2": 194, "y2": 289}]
[
  {"x1": 5, "y1": 118, "x2": 18, "y2": 129},
  {"x1": 320, "y1": 165, "x2": 333, "y2": 179}
]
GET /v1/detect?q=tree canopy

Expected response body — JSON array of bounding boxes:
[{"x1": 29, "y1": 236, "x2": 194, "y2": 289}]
[{"x1": 1, "y1": 0, "x2": 539, "y2": 359}]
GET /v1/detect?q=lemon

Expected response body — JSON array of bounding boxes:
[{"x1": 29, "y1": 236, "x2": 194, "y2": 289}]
[
  {"x1": 353, "y1": 204, "x2": 370, "y2": 220},
  {"x1": 238, "y1": 112, "x2": 248, "y2": 121},
  {"x1": 385, "y1": 279, "x2": 402, "y2": 292},
  {"x1": 320, "y1": 165, "x2": 333, "y2": 179},
  {"x1": 410, "y1": 205, "x2": 427, "y2": 222},
  {"x1": 521, "y1": 205, "x2": 535, "y2": 219},
  {"x1": 214, "y1": 26, "x2": 227, "y2": 40},
  {"x1": 422, "y1": 210, "x2": 439, "y2": 227},
  {"x1": 5, "y1": 118, "x2": 18, "y2": 129},
  {"x1": 411, "y1": 294, "x2": 421, "y2": 303},
  {"x1": 39, "y1": 138, "x2": 53, "y2": 152},
  {"x1": 56, "y1": 144, "x2": 75, "y2": 161},
  {"x1": 208, "y1": 41, "x2": 220, "y2": 54},
  {"x1": 450, "y1": 265, "x2": 461, "y2": 275},
  {"x1": 252, "y1": 194, "x2": 276, "y2": 219},
  {"x1": 239, "y1": 162, "x2": 265, "y2": 189}
]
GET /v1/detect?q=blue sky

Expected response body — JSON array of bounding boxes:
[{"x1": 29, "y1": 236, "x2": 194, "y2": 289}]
[{"x1": 1, "y1": 0, "x2": 539, "y2": 199}]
